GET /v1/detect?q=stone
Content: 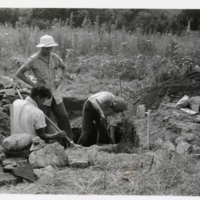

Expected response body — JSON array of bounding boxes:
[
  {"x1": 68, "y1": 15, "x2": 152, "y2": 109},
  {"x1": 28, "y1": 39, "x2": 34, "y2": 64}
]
[
  {"x1": 3, "y1": 164, "x2": 16, "y2": 172},
  {"x1": 13, "y1": 162, "x2": 36, "y2": 182},
  {"x1": 4, "y1": 88, "x2": 16, "y2": 96},
  {"x1": 87, "y1": 145, "x2": 99, "y2": 166},
  {"x1": 161, "y1": 141, "x2": 176, "y2": 152},
  {"x1": 175, "y1": 136, "x2": 186, "y2": 144},
  {"x1": 1, "y1": 98, "x2": 11, "y2": 105},
  {"x1": 160, "y1": 103, "x2": 177, "y2": 109},
  {"x1": 185, "y1": 133, "x2": 197, "y2": 142},
  {"x1": 190, "y1": 96, "x2": 200, "y2": 112},
  {"x1": 33, "y1": 165, "x2": 55, "y2": 178},
  {"x1": 162, "y1": 116, "x2": 170, "y2": 122},
  {"x1": 194, "y1": 115, "x2": 200, "y2": 123},
  {"x1": 176, "y1": 141, "x2": 193, "y2": 154},
  {"x1": 192, "y1": 145, "x2": 200, "y2": 154},
  {"x1": 154, "y1": 138, "x2": 163, "y2": 146},
  {"x1": 29, "y1": 142, "x2": 69, "y2": 168},
  {"x1": 0, "y1": 169, "x2": 23, "y2": 186},
  {"x1": 30, "y1": 136, "x2": 46, "y2": 151},
  {"x1": 2, "y1": 157, "x2": 27, "y2": 166},
  {"x1": 2, "y1": 133, "x2": 33, "y2": 151},
  {"x1": 3, "y1": 146, "x2": 31, "y2": 158},
  {"x1": 136, "y1": 104, "x2": 146, "y2": 119},
  {"x1": 70, "y1": 160, "x2": 89, "y2": 168}
]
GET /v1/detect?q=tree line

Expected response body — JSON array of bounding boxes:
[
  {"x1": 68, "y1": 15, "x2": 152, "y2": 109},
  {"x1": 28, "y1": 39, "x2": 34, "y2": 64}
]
[{"x1": 0, "y1": 8, "x2": 199, "y2": 34}]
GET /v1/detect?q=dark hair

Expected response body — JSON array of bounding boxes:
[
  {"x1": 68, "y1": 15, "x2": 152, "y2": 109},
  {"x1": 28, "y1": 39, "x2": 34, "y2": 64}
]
[{"x1": 30, "y1": 85, "x2": 51, "y2": 99}]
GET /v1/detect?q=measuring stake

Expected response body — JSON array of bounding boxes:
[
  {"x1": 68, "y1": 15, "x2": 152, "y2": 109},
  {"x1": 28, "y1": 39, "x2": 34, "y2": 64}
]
[
  {"x1": 118, "y1": 73, "x2": 122, "y2": 97},
  {"x1": 147, "y1": 109, "x2": 151, "y2": 150}
]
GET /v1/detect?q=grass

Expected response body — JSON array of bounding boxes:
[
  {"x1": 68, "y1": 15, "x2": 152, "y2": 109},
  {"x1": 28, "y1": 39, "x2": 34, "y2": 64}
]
[
  {"x1": 1, "y1": 149, "x2": 200, "y2": 195},
  {"x1": 0, "y1": 20, "x2": 200, "y2": 195},
  {"x1": 0, "y1": 22, "x2": 200, "y2": 84}
]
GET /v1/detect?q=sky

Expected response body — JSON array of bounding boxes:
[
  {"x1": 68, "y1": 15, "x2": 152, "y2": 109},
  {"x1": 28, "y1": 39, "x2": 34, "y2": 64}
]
[{"x1": 0, "y1": 0, "x2": 200, "y2": 9}]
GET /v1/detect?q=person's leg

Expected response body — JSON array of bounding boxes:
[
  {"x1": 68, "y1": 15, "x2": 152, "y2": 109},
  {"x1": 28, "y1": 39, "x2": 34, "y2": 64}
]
[
  {"x1": 78, "y1": 101, "x2": 97, "y2": 147},
  {"x1": 95, "y1": 117, "x2": 110, "y2": 144},
  {"x1": 51, "y1": 98, "x2": 73, "y2": 140},
  {"x1": 39, "y1": 105, "x2": 51, "y2": 133},
  {"x1": 109, "y1": 126, "x2": 116, "y2": 144}
]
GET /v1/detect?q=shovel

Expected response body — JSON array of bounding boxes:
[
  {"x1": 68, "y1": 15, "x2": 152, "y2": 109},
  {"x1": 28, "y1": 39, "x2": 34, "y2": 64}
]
[{"x1": 16, "y1": 89, "x2": 79, "y2": 148}]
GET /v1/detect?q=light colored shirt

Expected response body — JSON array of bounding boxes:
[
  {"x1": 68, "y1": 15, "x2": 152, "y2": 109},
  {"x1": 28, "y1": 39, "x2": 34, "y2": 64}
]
[
  {"x1": 23, "y1": 51, "x2": 64, "y2": 106},
  {"x1": 13, "y1": 96, "x2": 46, "y2": 139},
  {"x1": 88, "y1": 91, "x2": 116, "y2": 115}
]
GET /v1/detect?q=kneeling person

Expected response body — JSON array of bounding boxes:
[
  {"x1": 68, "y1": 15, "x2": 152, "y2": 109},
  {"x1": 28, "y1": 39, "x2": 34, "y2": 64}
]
[{"x1": 13, "y1": 85, "x2": 66, "y2": 144}]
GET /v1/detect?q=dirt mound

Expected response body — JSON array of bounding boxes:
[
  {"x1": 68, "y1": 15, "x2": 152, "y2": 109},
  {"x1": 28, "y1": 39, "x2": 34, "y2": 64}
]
[{"x1": 130, "y1": 72, "x2": 200, "y2": 113}]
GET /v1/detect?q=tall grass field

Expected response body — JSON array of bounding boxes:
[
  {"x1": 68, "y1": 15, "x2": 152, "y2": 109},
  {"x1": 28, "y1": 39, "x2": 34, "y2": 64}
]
[{"x1": 0, "y1": 21, "x2": 200, "y2": 88}]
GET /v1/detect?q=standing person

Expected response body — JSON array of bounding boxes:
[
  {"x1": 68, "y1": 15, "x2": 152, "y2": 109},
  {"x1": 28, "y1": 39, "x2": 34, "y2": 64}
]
[
  {"x1": 77, "y1": 91, "x2": 127, "y2": 147},
  {"x1": 16, "y1": 35, "x2": 73, "y2": 144}
]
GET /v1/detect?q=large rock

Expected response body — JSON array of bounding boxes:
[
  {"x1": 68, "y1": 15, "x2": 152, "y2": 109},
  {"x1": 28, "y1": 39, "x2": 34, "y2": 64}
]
[
  {"x1": 29, "y1": 142, "x2": 69, "y2": 168},
  {"x1": 136, "y1": 104, "x2": 146, "y2": 119},
  {"x1": 2, "y1": 133, "x2": 32, "y2": 151},
  {"x1": 34, "y1": 165, "x2": 55, "y2": 178},
  {"x1": 30, "y1": 136, "x2": 46, "y2": 151},
  {"x1": 2, "y1": 157, "x2": 27, "y2": 166}
]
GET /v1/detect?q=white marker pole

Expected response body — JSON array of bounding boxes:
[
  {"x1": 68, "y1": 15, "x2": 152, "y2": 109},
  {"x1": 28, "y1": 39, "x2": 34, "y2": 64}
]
[{"x1": 147, "y1": 110, "x2": 151, "y2": 150}]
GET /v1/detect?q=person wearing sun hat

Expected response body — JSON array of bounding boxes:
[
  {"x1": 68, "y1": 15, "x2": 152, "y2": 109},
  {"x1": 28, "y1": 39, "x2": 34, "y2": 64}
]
[
  {"x1": 16, "y1": 35, "x2": 73, "y2": 147},
  {"x1": 78, "y1": 91, "x2": 127, "y2": 147}
]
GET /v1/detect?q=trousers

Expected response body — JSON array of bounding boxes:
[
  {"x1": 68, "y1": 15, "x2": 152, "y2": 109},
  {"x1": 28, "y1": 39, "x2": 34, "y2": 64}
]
[
  {"x1": 78, "y1": 100, "x2": 109, "y2": 146},
  {"x1": 40, "y1": 98, "x2": 73, "y2": 141}
]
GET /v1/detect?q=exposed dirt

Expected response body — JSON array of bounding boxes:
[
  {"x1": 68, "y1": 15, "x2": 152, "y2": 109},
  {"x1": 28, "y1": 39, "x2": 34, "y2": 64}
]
[
  {"x1": 130, "y1": 72, "x2": 200, "y2": 113},
  {"x1": 1, "y1": 73, "x2": 200, "y2": 194}
]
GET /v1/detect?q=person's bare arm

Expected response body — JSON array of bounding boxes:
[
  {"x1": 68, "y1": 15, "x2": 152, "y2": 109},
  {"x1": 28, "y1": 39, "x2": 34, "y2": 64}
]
[
  {"x1": 89, "y1": 99, "x2": 108, "y2": 126},
  {"x1": 16, "y1": 65, "x2": 36, "y2": 87},
  {"x1": 109, "y1": 126, "x2": 116, "y2": 144},
  {"x1": 89, "y1": 99, "x2": 105, "y2": 118},
  {"x1": 59, "y1": 62, "x2": 67, "y2": 80},
  {"x1": 54, "y1": 60, "x2": 67, "y2": 88},
  {"x1": 35, "y1": 128, "x2": 66, "y2": 141}
]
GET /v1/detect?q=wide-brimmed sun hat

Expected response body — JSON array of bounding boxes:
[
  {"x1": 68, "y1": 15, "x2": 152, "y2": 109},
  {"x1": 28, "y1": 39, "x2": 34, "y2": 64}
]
[
  {"x1": 112, "y1": 96, "x2": 127, "y2": 112},
  {"x1": 36, "y1": 35, "x2": 58, "y2": 48}
]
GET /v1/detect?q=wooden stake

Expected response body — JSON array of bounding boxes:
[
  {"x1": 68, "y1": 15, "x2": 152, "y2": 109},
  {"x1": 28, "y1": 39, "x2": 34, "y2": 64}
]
[
  {"x1": 147, "y1": 109, "x2": 151, "y2": 150},
  {"x1": 16, "y1": 89, "x2": 23, "y2": 99},
  {"x1": 118, "y1": 73, "x2": 122, "y2": 97}
]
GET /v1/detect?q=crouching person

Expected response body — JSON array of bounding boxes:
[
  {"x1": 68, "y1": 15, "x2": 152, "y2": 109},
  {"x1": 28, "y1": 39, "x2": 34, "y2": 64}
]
[
  {"x1": 78, "y1": 91, "x2": 127, "y2": 147},
  {"x1": 13, "y1": 85, "x2": 67, "y2": 142},
  {"x1": 5, "y1": 85, "x2": 70, "y2": 154}
]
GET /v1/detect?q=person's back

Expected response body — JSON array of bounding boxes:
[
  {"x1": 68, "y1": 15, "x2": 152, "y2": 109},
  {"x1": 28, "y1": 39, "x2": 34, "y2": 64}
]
[{"x1": 13, "y1": 97, "x2": 46, "y2": 139}]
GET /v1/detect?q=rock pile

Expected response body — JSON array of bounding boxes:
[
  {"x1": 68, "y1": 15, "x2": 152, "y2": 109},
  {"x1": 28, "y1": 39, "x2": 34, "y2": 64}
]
[{"x1": 135, "y1": 103, "x2": 200, "y2": 155}]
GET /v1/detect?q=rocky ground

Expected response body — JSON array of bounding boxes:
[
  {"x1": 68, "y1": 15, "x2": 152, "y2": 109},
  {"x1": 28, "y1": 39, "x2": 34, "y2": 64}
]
[{"x1": 1, "y1": 73, "x2": 200, "y2": 194}]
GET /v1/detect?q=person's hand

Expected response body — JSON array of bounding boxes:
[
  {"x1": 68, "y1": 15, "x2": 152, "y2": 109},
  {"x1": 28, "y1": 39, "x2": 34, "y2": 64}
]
[
  {"x1": 57, "y1": 131, "x2": 66, "y2": 138},
  {"x1": 54, "y1": 78, "x2": 63, "y2": 88},
  {"x1": 100, "y1": 113, "x2": 106, "y2": 124}
]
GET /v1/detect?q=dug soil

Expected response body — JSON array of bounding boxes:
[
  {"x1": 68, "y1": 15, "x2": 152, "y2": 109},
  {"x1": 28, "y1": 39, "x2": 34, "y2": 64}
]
[
  {"x1": 1, "y1": 73, "x2": 200, "y2": 194},
  {"x1": 130, "y1": 72, "x2": 200, "y2": 113}
]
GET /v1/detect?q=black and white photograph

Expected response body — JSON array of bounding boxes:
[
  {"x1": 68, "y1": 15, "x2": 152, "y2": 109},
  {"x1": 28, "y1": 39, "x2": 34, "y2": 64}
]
[{"x1": 0, "y1": 0, "x2": 199, "y2": 198}]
